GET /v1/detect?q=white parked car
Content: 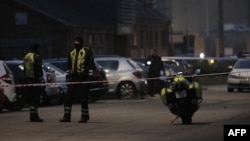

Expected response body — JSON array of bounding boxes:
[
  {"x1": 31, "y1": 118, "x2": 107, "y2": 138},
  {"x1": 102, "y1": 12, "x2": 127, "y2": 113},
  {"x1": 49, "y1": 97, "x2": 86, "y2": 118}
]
[
  {"x1": 0, "y1": 60, "x2": 23, "y2": 111},
  {"x1": 227, "y1": 58, "x2": 250, "y2": 92}
]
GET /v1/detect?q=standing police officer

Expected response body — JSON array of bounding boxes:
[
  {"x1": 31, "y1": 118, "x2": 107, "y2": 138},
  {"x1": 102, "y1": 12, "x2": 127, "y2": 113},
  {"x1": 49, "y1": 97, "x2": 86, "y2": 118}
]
[
  {"x1": 59, "y1": 36, "x2": 95, "y2": 123},
  {"x1": 23, "y1": 43, "x2": 45, "y2": 122}
]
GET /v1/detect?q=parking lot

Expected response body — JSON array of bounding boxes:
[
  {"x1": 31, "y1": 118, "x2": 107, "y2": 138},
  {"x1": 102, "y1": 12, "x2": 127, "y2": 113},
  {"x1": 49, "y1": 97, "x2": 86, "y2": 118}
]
[{"x1": 1, "y1": 85, "x2": 250, "y2": 141}]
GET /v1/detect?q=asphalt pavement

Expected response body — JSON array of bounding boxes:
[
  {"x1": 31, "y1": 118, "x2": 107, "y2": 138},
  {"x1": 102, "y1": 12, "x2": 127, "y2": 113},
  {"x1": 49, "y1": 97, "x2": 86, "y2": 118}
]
[{"x1": 0, "y1": 84, "x2": 250, "y2": 141}]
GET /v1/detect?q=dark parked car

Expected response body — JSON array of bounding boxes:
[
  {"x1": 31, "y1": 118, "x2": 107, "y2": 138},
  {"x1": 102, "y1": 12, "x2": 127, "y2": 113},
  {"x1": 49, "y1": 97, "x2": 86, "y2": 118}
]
[
  {"x1": 4, "y1": 60, "x2": 60, "y2": 106},
  {"x1": 131, "y1": 58, "x2": 177, "y2": 96},
  {"x1": 43, "y1": 58, "x2": 109, "y2": 102}
]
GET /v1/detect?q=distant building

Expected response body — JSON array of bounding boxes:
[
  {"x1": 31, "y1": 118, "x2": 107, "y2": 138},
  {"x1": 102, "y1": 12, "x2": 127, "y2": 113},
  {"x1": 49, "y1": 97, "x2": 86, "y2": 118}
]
[
  {"x1": 156, "y1": 0, "x2": 250, "y2": 57},
  {"x1": 0, "y1": 0, "x2": 170, "y2": 59}
]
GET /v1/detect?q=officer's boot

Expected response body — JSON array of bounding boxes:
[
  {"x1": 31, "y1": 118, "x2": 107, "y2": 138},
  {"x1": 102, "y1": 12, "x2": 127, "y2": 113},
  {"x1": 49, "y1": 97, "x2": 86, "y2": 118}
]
[
  {"x1": 30, "y1": 106, "x2": 43, "y2": 122},
  {"x1": 59, "y1": 106, "x2": 71, "y2": 122},
  {"x1": 78, "y1": 105, "x2": 89, "y2": 123}
]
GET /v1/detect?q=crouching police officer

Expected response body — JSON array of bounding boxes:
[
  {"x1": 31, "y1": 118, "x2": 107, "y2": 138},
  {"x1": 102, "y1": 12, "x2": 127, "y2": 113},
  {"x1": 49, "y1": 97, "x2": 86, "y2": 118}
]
[
  {"x1": 59, "y1": 36, "x2": 95, "y2": 123},
  {"x1": 23, "y1": 44, "x2": 45, "y2": 122}
]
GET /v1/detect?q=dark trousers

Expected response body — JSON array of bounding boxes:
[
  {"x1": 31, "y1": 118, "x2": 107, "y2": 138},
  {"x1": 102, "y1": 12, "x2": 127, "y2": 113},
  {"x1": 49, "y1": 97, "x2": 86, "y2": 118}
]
[
  {"x1": 26, "y1": 78, "x2": 43, "y2": 109},
  {"x1": 148, "y1": 78, "x2": 161, "y2": 95},
  {"x1": 64, "y1": 83, "x2": 89, "y2": 108},
  {"x1": 64, "y1": 74, "x2": 90, "y2": 120},
  {"x1": 26, "y1": 78, "x2": 44, "y2": 121}
]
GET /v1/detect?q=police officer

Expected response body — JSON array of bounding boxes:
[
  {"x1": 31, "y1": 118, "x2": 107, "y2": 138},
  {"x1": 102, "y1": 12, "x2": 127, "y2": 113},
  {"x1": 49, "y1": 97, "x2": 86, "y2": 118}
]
[
  {"x1": 23, "y1": 43, "x2": 45, "y2": 122},
  {"x1": 145, "y1": 48, "x2": 165, "y2": 97},
  {"x1": 59, "y1": 36, "x2": 95, "y2": 123}
]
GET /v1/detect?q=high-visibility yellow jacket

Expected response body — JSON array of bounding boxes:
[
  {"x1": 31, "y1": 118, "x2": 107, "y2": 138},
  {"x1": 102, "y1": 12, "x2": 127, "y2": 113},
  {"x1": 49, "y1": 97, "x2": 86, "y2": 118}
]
[
  {"x1": 68, "y1": 47, "x2": 95, "y2": 75},
  {"x1": 23, "y1": 52, "x2": 43, "y2": 79}
]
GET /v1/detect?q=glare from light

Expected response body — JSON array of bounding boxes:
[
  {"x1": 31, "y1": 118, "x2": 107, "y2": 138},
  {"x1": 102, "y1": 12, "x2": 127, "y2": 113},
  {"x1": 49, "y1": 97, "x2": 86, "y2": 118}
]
[
  {"x1": 199, "y1": 53, "x2": 205, "y2": 59},
  {"x1": 147, "y1": 61, "x2": 151, "y2": 65}
]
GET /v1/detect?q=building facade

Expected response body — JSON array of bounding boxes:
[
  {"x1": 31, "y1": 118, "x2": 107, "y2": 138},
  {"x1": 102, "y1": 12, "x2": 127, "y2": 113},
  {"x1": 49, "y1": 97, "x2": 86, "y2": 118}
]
[
  {"x1": 156, "y1": 0, "x2": 250, "y2": 57},
  {"x1": 0, "y1": 0, "x2": 170, "y2": 59}
]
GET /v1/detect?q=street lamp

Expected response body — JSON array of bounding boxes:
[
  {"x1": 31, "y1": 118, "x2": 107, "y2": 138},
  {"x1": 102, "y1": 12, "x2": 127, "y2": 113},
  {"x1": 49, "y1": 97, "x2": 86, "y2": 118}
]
[{"x1": 199, "y1": 52, "x2": 205, "y2": 59}]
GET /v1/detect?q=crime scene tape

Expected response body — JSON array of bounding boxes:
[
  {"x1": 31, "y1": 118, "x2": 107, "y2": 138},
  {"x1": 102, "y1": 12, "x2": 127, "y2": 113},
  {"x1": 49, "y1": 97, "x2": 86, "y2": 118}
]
[
  {"x1": 12, "y1": 80, "x2": 109, "y2": 88},
  {"x1": 0, "y1": 71, "x2": 247, "y2": 88}
]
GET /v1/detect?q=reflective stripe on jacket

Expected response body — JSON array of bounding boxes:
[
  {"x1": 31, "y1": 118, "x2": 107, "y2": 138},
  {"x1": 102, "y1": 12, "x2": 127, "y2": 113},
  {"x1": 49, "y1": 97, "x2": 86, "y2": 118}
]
[{"x1": 70, "y1": 48, "x2": 86, "y2": 74}]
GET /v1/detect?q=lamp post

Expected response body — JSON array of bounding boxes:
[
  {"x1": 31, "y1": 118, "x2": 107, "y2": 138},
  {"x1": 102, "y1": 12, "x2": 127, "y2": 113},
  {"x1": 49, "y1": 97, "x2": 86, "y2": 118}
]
[
  {"x1": 218, "y1": 0, "x2": 224, "y2": 57},
  {"x1": 205, "y1": 0, "x2": 209, "y2": 37},
  {"x1": 204, "y1": 0, "x2": 210, "y2": 56}
]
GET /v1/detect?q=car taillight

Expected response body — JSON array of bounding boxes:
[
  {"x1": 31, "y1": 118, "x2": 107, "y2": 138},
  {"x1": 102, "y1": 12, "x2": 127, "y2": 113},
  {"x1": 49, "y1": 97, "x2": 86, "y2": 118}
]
[
  {"x1": 0, "y1": 74, "x2": 13, "y2": 84},
  {"x1": 132, "y1": 71, "x2": 142, "y2": 78},
  {"x1": 46, "y1": 73, "x2": 52, "y2": 83}
]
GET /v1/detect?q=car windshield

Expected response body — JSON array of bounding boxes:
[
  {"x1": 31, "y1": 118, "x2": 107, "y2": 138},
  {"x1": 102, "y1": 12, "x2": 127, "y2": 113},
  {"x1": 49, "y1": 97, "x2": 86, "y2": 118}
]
[{"x1": 234, "y1": 60, "x2": 250, "y2": 69}]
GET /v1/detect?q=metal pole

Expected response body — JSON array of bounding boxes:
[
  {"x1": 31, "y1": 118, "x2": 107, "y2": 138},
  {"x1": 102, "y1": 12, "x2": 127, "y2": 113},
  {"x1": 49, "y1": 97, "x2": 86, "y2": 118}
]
[
  {"x1": 144, "y1": 0, "x2": 147, "y2": 57},
  {"x1": 204, "y1": 0, "x2": 210, "y2": 56},
  {"x1": 205, "y1": 0, "x2": 209, "y2": 37},
  {"x1": 218, "y1": 0, "x2": 224, "y2": 57}
]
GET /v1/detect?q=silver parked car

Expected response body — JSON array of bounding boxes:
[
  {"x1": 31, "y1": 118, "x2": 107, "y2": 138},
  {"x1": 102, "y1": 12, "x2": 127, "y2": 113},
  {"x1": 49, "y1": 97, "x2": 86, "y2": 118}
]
[
  {"x1": 95, "y1": 56, "x2": 145, "y2": 99},
  {"x1": 42, "y1": 61, "x2": 66, "y2": 104},
  {"x1": 227, "y1": 58, "x2": 250, "y2": 92}
]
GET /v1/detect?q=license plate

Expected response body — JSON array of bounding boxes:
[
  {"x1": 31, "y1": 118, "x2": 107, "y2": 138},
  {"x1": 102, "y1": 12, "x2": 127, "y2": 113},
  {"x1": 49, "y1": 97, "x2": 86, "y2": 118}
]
[{"x1": 175, "y1": 90, "x2": 187, "y2": 99}]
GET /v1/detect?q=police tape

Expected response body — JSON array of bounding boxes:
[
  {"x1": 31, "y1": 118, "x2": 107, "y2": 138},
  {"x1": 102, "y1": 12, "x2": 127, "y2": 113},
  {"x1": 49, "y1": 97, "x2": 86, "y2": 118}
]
[
  {"x1": 0, "y1": 72, "x2": 236, "y2": 88},
  {"x1": 3, "y1": 80, "x2": 109, "y2": 88}
]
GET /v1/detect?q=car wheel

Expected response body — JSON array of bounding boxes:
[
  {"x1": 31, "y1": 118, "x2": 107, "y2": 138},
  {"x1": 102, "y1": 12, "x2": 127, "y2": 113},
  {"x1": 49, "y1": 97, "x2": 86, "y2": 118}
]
[
  {"x1": 6, "y1": 93, "x2": 25, "y2": 111},
  {"x1": 117, "y1": 81, "x2": 138, "y2": 100},
  {"x1": 55, "y1": 87, "x2": 65, "y2": 105},
  {"x1": 227, "y1": 87, "x2": 234, "y2": 92}
]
